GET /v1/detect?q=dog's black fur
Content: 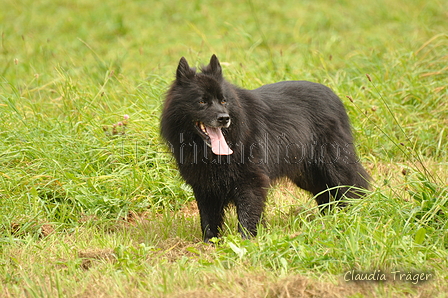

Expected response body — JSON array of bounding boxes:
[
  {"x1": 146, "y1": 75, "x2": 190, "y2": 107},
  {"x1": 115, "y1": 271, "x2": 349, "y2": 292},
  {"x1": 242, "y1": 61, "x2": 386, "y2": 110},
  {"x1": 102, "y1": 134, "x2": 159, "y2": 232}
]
[{"x1": 161, "y1": 55, "x2": 369, "y2": 242}]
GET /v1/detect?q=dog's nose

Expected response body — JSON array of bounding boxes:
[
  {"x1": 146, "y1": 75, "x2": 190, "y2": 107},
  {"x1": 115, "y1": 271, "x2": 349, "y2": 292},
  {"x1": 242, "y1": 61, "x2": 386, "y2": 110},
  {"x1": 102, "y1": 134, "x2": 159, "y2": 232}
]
[{"x1": 217, "y1": 113, "x2": 230, "y2": 126}]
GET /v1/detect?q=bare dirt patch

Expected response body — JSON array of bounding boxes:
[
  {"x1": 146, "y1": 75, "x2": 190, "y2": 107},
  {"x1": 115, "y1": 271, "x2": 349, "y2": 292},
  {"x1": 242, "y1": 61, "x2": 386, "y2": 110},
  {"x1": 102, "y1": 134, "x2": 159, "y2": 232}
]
[
  {"x1": 155, "y1": 237, "x2": 214, "y2": 263},
  {"x1": 78, "y1": 249, "x2": 116, "y2": 270},
  {"x1": 9, "y1": 221, "x2": 55, "y2": 238},
  {"x1": 171, "y1": 273, "x2": 443, "y2": 298},
  {"x1": 179, "y1": 200, "x2": 199, "y2": 218}
]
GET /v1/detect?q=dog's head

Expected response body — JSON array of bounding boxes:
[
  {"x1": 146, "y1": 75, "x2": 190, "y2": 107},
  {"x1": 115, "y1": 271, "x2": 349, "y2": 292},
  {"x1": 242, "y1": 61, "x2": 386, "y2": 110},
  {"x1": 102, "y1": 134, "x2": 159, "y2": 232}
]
[{"x1": 171, "y1": 55, "x2": 234, "y2": 155}]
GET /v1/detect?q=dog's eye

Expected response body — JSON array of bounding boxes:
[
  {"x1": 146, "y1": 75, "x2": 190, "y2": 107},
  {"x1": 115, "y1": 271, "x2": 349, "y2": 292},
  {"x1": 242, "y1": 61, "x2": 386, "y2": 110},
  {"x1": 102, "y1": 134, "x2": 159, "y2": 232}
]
[
  {"x1": 199, "y1": 100, "x2": 206, "y2": 105},
  {"x1": 221, "y1": 98, "x2": 227, "y2": 105}
]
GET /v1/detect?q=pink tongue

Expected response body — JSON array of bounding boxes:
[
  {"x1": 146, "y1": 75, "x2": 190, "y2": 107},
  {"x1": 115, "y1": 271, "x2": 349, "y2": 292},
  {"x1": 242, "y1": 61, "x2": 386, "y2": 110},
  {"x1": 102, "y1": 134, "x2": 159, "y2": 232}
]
[{"x1": 206, "y1": 127, "x2": 233, "y2": 155}]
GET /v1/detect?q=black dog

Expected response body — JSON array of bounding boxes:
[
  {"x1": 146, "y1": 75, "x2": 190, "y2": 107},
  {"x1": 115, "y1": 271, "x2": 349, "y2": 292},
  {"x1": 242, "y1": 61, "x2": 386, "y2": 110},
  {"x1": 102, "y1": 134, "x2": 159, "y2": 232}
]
[{"x1": 161, "y1": 55, "x2": 369, "y2": 242}]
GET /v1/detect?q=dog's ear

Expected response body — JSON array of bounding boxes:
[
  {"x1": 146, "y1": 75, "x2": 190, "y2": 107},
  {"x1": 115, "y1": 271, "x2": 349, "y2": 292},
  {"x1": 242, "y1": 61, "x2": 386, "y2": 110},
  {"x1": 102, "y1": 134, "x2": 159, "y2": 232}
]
[
  {"x1": 209, "y1": 54, "x2": 222, "y2": 77},
  {"x1": 176, "y1": 57, "x2": 195, "y2": 84}
]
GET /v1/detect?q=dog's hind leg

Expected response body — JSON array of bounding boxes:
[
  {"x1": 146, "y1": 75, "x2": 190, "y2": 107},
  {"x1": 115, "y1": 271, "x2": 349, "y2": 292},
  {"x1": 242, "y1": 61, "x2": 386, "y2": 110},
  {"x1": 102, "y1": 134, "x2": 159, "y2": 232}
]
[{"x1": 308, "y1": 165, "x2": 369, "y2": 213}]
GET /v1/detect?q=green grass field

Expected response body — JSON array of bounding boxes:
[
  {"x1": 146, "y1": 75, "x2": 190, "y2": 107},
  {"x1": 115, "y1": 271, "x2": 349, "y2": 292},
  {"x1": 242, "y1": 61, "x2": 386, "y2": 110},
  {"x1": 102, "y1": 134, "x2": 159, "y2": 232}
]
[{"x1": 1, "y1": 0, "x2": 447, "y2": 297}]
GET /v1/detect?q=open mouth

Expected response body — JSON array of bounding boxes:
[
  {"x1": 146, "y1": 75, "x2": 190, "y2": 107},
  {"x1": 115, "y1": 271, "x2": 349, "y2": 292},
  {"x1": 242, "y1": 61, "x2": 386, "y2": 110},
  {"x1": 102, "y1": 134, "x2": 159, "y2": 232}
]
[
  {"x1": 195, "y1": 122, "x2": 233, "y2": 155},
  {"x1": 195, "y1": 122, "x2": 211, "y2": 145}
]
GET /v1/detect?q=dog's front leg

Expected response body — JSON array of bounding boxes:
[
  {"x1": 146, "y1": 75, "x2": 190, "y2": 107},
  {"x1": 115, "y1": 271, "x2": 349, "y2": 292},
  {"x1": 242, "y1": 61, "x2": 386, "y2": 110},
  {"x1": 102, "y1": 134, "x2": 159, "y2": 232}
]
[
  {"x1": 193, "y1": 188, "x2": 226, "y2": 242},
  {"x1": 233, "y1": 174, "x2": 269, "y2": 239}
]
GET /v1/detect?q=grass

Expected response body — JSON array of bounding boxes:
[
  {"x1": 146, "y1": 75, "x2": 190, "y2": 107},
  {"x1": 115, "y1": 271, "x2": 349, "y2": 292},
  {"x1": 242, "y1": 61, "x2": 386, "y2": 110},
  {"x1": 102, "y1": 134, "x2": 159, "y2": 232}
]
[{"x1": 0, "y1": 0, "x2": 447, "y2": 297}]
